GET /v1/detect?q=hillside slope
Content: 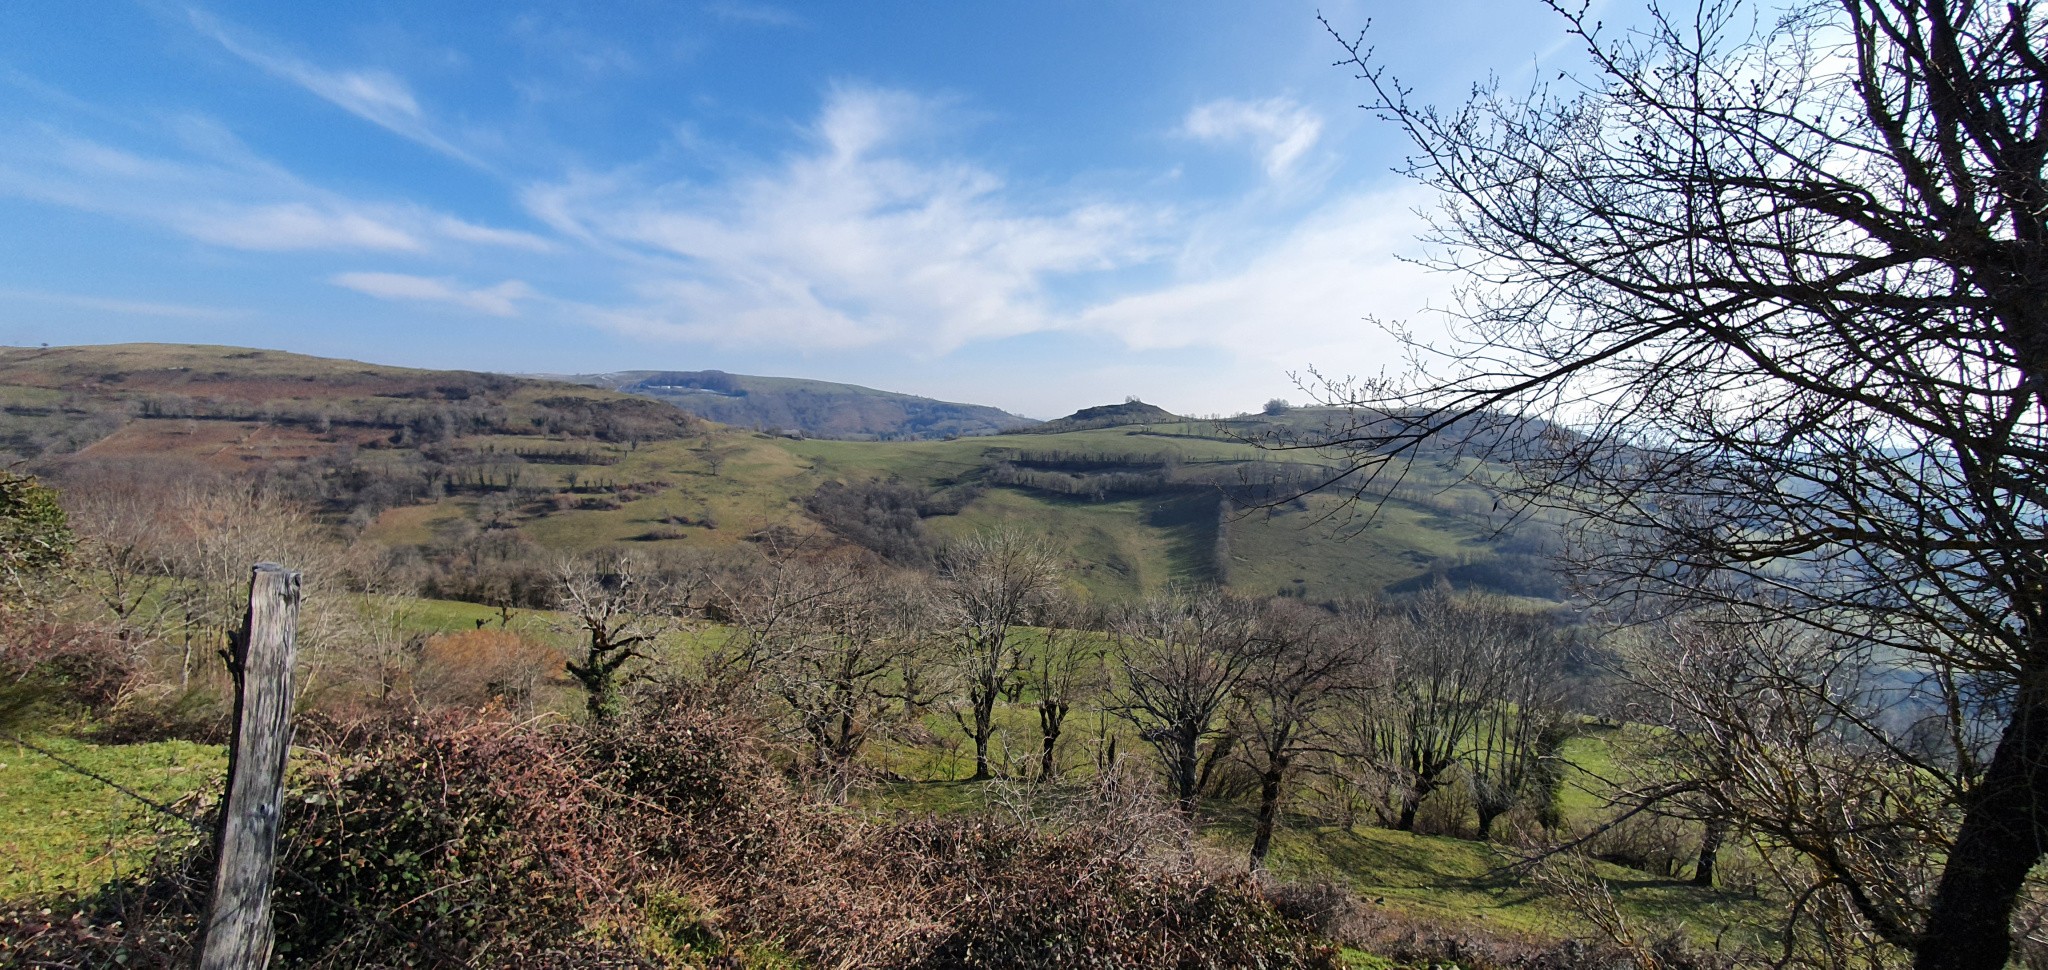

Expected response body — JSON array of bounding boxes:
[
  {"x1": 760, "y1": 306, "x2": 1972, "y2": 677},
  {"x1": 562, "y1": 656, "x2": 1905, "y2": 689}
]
[
  {"x1": 0, "y1": 343, "x2": 701, "y2": 464},
  {"x1": 2, "y1": 343, "x2": 1564, "y2": 602},
  {"x1": 1029, "y1": 398, "x2": 1182, "y2": 432},
  {"x1": 568, "y1": 369, "x2": 1038, "y2": 440}
]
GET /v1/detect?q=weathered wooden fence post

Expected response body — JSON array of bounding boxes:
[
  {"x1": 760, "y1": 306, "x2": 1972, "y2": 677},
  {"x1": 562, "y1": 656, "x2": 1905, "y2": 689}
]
[{"x1": 197, "y1": 563, "x2": 301, "y2": 970}]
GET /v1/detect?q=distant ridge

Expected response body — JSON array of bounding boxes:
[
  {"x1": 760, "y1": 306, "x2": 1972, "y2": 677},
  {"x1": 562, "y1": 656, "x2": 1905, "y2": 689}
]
[
  {"x1": 1028, "y1": 399, "x2": 1182, "y2": 433},
  {"x1": 564, "y1": 370, "x2": 1038, "y2": 441}
]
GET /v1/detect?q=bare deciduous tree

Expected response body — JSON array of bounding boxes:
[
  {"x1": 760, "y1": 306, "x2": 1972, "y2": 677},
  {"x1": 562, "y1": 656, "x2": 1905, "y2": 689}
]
[
  {"x1": 555, "y1": 551, "x2": 683, "y2": 721},
  {"x1": 1231, "y1": 599, "x2": 1369, "y2": 866},
  {"x1": 1465, "y1": 616, "x2": 1574, "y2": 840},
  {"x1": 769, "y1": 567, "x2": 932, "y2": 787},
  {"x1": 1022, "y1": 597, "x2": 1104, "y2": 782},
  {"x1": 710, "y1": 552, "x2": 935, "y2": 791},
  {"x1": 1616, "y1": 615, "x2": 1984, "y2": 963},
  {"x1": 1353, "y1": 589, "x2": 1521, "y2": 832},
  {"x1": 60, "y1": 466, "x2": 179, "y2": 666},
  {"x1": 1314, "y1": 2, "x2": 2048, "y2": 963},
  {"x1": 938, "y1": 530, "x2": 1061, "y2": 780},
  {"x1": 1110, "y1": 588, "x2": 1265, "y2": 815}
]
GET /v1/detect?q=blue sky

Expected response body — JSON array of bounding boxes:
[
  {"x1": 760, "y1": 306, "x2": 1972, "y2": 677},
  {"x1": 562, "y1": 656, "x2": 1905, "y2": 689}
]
[{"x1": 0, "y1": 1, "x2": 1599, "y2": 418}]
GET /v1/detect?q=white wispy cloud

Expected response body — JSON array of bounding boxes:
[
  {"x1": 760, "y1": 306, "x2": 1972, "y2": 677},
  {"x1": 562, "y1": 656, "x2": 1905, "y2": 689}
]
[
  {"x1": 529, "y1": 85, "x2": 1160, "y2": 351},
  {"x1": 1181, "y1": 97, "x2": 1324, "y2": 180},
  {"x1": 0, "y1": 122, "x2": 549, "y2": 254},
  {"x1": 1077, "y1": 186, "x2": 1443, "y2": 377},
  {"x1": 0, "y1": 286, "x2": 241, "y2": 320},
  {"x1": 189, "y1": 203, "x2": 425, "y2": 252},
  {"x1": 185, "y1": 7, "x2": 486, "y2": 168},
  {"x1": 330, "y1": 272, "x2": 535, "y2": 316}
]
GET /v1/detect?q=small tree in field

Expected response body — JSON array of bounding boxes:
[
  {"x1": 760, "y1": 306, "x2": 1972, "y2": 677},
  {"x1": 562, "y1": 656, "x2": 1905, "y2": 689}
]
[
  {"x1": 1021, "y1": 596, "x2": 1104, "y2": 781},
  {"x1": 938, "y1": 530, "x2": 1061, "y2": 780},
  {"x1": 555, "y1": 552, "x2": 679, "y2": 721},
  {"x1": 1231, "y1": 599, "x2": 1368, "y2": 866},
  {"x1": 1110, "y1": 588, "x2": 1266, "y2": 815}
]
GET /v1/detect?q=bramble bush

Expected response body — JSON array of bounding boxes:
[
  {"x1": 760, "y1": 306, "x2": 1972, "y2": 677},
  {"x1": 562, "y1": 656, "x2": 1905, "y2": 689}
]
[{"x1": 2, "y1": 695, "x2": 1341, "y2": 968}]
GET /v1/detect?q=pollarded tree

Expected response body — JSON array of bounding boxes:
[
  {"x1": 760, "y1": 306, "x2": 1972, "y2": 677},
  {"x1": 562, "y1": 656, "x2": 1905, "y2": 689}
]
[
  {"x1": 1231, "y1": 598, "x2": 1370, "y2": 866},
  {"x1": 1021, "y1": 595, "x2": 1106, "y2": 781},
  {"x1": 555, "y1": 551, "x2": 684, "y2": 721},
  {"x1": 1464, "y1": 612, "x2": 1575, "y2": 840},
  {"x1": 937, "y1": 529, "x2": 1062, "y2": 780},
  {"x1": 1110, "y1": 587, "x2": 1267, "y2": 815},
  {"x1": 1353, "y1": 588, "x2": 1519, "y2": 832},
  {"x1": 1317, "y1": 2, "x2": 2048, "y2": 965}
]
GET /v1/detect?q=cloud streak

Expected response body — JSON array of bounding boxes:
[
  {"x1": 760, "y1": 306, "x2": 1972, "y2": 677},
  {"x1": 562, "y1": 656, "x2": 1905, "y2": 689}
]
[
  {"x1": 531, "y1": 85, "x2": 1161, "y2": 351},
  {"x1": 0, "y1": 286, "x2": 240, "y2": 320},
  {"x1": 1181, "y1": 97, "x2": 1324, "y2": 180},
  {"x1": 0, "y1": 122, "x2": 549, "y2": 255},
  {"x1": 331, "y1": 272, "x2": 535, "y2": 316},
  {"x1": 185, "y1": 7, "x2": 487, "y2": 168}
]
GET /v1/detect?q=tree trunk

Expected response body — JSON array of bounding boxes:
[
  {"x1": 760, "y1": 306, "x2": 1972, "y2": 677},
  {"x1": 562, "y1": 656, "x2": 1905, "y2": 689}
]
[
  {"x1": 1475, "y1": 803, "x2": 1503, "y2": 841},
  {"x1": 1915, "y1": 684, "x2": 2048, "y2": 970},
  {"x1": 1038, "y1": 699, "x2": 1066, "y2": 781},
  {"x1": 1396, "y1": 797, "x2": 1420, "y2": 832},
  {"x1": 1250, "y1": 765, "x2": 1286, "y2": 867},
  {"x1": 836, "y1": 710, "x2": 858, "y2": 763},
  {"x1": 971, "y1": 692, "x2": 995, "y2": 781},
  {"x1": 1692, "y1": 817, "x2": 1728, "y2": 888},
  {"x1": 1174, "y1": 732, "x2": 1201, "y2": 814}
]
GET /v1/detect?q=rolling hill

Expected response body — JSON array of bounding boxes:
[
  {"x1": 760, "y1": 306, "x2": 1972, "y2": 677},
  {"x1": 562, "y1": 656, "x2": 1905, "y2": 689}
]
[
  {"x1": 1, "y1": 343, "x2": 1565, "y2": 602},
  {"x1": 564, "y1": 369, "x2": 1039, "y2": 440},
  {"x1": 1027, "y1": 398, "x2": 1183, "y2": 433}
]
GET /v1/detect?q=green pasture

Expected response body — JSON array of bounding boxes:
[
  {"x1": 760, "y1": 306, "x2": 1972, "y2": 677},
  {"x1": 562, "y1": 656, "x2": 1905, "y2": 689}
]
[{"x1": 0, "y1": 736, "x2": 224, "y2": 899}]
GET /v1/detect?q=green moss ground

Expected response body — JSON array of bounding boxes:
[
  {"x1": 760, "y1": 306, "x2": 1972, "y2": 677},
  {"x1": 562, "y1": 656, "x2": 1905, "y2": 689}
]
[{"x1": 0, "y1": 736, "x2": 224, "y2": 899}]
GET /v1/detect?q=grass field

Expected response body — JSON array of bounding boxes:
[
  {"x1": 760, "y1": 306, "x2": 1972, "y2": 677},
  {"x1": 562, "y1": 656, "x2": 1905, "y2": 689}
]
[{"x1": 0, "y1": 736, "x2": 224, "y2": 899}]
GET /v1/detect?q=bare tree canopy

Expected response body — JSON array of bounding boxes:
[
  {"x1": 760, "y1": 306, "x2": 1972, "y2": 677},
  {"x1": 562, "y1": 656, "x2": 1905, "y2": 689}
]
[
  {"x1": 1110, "y1": 588, "x2": 1266, "y2": 816},
  {"x1": 938, "y1": 529, "x2": 1062, "y2": 780},
  {"x1": 1314, "y1": 2, "x2": 2048, "y2": 966},
  {"x1": 556, "y1": 551, "x2": 687, "y2": 721}
]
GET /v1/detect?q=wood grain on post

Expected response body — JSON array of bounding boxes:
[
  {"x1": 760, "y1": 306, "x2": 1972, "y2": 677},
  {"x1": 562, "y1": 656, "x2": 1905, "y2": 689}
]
[{"x1": 198, "y1": 563, "x2": 301, "y2": 970}]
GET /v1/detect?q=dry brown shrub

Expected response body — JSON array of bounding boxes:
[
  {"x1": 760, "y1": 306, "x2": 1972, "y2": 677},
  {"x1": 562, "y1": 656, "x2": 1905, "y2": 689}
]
[
  {"x1": 1413, "y1": 777, "x2": 1478, "y2": 839},
  {"x1": 0, "y1": 617, "x2": 142, "y2": 730},
  {"x1": 1582, "y1": 812, "x2": 1694, "y2": 879},
  {"x1": 6, "y1": 697, "x2": 1338, "y2": 969},
  {"x1": 412, "y1": 627, "x2": 568, "y2": 710}
]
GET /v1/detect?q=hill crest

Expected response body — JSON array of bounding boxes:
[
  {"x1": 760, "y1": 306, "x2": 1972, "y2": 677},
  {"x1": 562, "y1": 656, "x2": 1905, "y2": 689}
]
[
  {"x1": 566, "y1": 369, "x2": 1038, "y2": 440},
  {"x1": 1031, "y1": 399, "x2": 1182, "y2": 432}
]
